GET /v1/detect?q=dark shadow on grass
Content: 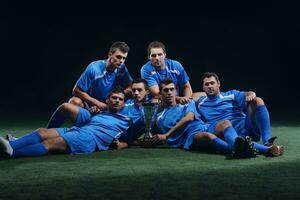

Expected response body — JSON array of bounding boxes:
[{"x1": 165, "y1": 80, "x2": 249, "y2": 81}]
[{"x1": 0, "y1": 159, "x2": 299, "y2": 200}]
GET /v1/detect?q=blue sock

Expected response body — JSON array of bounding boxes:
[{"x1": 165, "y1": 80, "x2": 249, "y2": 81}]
[
  {"x1": 47, "y1": 110, "x2": 66, "y2": 128},
  {"x1": 211, "y1": 138, "x2": 230, "y2": 153},
  {"x1": 223, "y1": 126, "x2": 238, "y2": 150},
  {"x1": 9, "y1": 131, "x2": 42, "y2": 150},
  {"x1": 252, "y1": 142, "x2": 269, "y2": 153},
  {"x1": 254, "y1": 105, "x2": 271, "y2": 144},
  {"x1": 12, "y1": 143, "x2": 48, "y2": 157}
]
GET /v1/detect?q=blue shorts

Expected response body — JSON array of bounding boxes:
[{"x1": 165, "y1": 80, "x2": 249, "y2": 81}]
[
  {"x1": 74, "y1": 107, "x2": 92, "y2": 127},
  {"x1": 56, "y1": 127, "x2": 97, "y2": 154}
]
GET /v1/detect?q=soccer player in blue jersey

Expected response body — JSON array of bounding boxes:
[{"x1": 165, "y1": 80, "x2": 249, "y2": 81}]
[
  {"x1": 140, "y1": 41, "x2": 192, "y2": 104},
  {"x1": 118, "y1": 78, "x2": 149, "y2": 146},
  {"x1": 193, "y1": 72, "x2": 284, "y2": 156},
  {"x1": 44, "y1": 41, "x2": 133, "y2": 129},
  {"x1": 149, "y1": 79, "x2": 250, "y2": 155},
  {"x1": 71, "y1": 41, "x2": 133, "y2": 110},
  {"x1": 38, "y1": 78, "x2": 148, "y2": 148},
  {"x1": 0, "y1": 88, "x2": 131, "y2": 158}
]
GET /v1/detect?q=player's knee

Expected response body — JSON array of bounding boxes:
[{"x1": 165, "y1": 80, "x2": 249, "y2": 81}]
[
  {"x1": 42, "y1": 137, "x2": 68, "y2": 153},
  {"x1": 69, "y1": 97, "x2": 84, "y2": 107},
  {"x1": 215, "y1": 120, "x2": 232, "y2": 133},
  {"x1": 36, "y1": 128, "x2": 49, "y2": 138},
  {"x1": 254, "y1": 97, "x2": 264, "y2": 106},
  {"x1": 59, "y1": 102, "x2": 73, "y2": 112},
  {"x1": 37, "y1": 128, "x2": 47, "y2": 134},
  {"x1": 201, "y1": 132, "x2": 216, "y2": 140},
  {"x1": 193, "y1": 132, "x2": 215, "y2": 145}
]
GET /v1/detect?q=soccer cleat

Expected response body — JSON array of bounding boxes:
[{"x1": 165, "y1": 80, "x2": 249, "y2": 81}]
[
  {"x1": 264, "y1": 136, "x2": 277, "y2": 146},
  {"x1": 5, "y1": 134, "x2": 17, "y2": 141},
  {"x1": 266, "y1": 145, "x2": 284, "y2": 157},
  {"x1": 0, "y1": 136, "x2": 13, "y2": 157},
  {"x1": 232, "y1": 136, "x2": 257, "y2": 158}
]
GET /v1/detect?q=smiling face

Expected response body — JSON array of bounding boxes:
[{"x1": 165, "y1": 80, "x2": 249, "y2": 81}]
[
  {"x1": 132, "y1": 82, "x2": 148, "y2": 104},
  {"x1": 106, "y1": 92, "x2": 125, "y2": 113},
  {"x1": 107, "y1": 49, "x2": 128, "y2": 69},
  {"x1": 202, "y1": 76, "x2": 221, "y2": 96},
  {"x1": 148, "y1": 48, "x2": 166, "y2": 69}
]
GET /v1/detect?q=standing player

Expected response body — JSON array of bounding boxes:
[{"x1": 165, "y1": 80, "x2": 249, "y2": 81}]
[
  {"x1": 140, "y1": 41, "x2": 192, "y2": 104},
  {"x1": 0, "y1": 88, "x2": 131, "y2": 158},
  {"x1": 46, "y1": 41, "x2": 132, "y2": 128},
  {"x1": 193, "y1": 72, "x2": 284, "y2": 156}
]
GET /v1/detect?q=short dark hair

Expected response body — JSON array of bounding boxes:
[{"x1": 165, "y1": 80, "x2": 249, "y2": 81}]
[
  {"x1": 202, "y1": 72, "x2": 220, "y2": 83},
  {"x1": 159, "y1": 78, "x2": 174, "y2": 91},
  {"x1": 108, "y1": 86, "x2": 125, "y2": 98},
  {"x1": 109, "y1": 41, "x2": 130, "y2": 54},
  {"x1": 147, "y1": 41, "x2": 166, "y2": 56},
  {"x1": 132, "y1": 78, "x2": 148, "y2": 90}
]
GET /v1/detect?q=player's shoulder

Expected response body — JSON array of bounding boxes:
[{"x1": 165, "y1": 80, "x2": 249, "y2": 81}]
[
  {"x1": 166, "y1": 58, "x2": 183, "y2": 69},
  {"x1": 87, "y1": 60, "x2": 106, "y2": 70},
  {"x1": 141, "y1": 61, "x2": 153, "y2": 71},
  {"x1": 222, "y1": 90, "x2": 242, "y2": 96}
]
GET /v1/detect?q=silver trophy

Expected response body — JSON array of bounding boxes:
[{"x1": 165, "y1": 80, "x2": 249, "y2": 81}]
[{"x1": 140, "y1": 102, "x2": 159, "y2": 147}]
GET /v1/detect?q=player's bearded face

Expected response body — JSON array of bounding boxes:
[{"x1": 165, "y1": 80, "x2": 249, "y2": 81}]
[
  {"x1": 161, "y1": 83, "x2": 176, "y2": 105},
  {"x1": 132, "y1": 83, "x2": 148, "y2": 103},
  {"x1": 107, "y1": 93, "x2": 125, "y2": 112},
  {"x1": 203, "y1": 77, "x2": 220, "y2": 96},
  {"x1": 149, "y1": 48, "x2": 166, "y2": 68},
  {"x1": 108, "y1": 50, "x2": 128, "y2": 68}
]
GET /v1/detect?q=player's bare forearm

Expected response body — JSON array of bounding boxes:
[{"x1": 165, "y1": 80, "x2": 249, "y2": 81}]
[
  {"x1": 165, "y1": 112, "x2": 194, "y2": 139},
  {"x1": 110, "y1": 139, "x2": 128, "y2": 150},
  {"x1": 182, "y1": 82, "x2": 193, "y2": 98},
  {"x1": 149, "y1": 85, "x2": 160, "y2": 100},
  {"x1": 73, "y1": 87, "x2": 107, "y2": 110}
]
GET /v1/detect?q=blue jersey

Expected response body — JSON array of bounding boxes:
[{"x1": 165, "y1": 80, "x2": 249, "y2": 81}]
[
  {"x1": 57, "y1": 111, "x2": 131, "y2": 154},
  {"x1": 120, "y1": 99, "x2": 146, "y2": 144},
  {"x1": 153, "y1": 101, "x2": 207, "y2": 149},
  {"x1": 75, "y1": 60, "x2": 133, "y2": 102},
  {"x1": 140, "y1": 58, "x2": 190, "y2": 95},
  {"x1": 196, "y1": 90, "x2": 247, "y2": 134}
]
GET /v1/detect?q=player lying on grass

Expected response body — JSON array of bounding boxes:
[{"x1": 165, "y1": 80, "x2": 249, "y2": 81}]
[
  {"x1": 5, "y1": 78, "x2": 151, "y2": 149},
  {"x1": 0, "y1": 88, "x2": 132, "y2": 158},
  {"x1": 193, "y1": 72, "x2": 284, "y2": 157},
  {"x1": 150, "y1": 79, "x2": 283, "y2": 157}
]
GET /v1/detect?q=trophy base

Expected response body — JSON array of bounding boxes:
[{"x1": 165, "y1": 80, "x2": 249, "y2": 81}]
[{"x1": 140, "y1": 137, "x2": 156, "y2": 148}]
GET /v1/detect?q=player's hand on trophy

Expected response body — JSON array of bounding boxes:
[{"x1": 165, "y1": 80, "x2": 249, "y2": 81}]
[{"x1": 150, "y1": 134, "x2": 167, "y2": 145}]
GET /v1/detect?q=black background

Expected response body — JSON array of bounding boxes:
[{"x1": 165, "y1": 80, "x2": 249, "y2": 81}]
[{"x1": 1, "y1": 2, "x2": 299, "y2": 119}]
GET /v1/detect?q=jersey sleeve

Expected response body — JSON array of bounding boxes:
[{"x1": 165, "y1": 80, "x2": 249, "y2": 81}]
[
  {"x1": 174, "y1": 61, "x2": 190, "y2": 87},
  {"x1": 184, "y1": 100, "x2": 198, "y2": 116},
  {"x1": 231, "y1": 90, "x2": 247, "y2": 109},
  {"x1": 141, "y1": 65, "x2": 159, "y2": 87},
  {"x1": 118, "y1": 65, "x2": 133, "y2": 87},
  {"x1": 75, "y1": 63, "x2": 96, "y2": 92}
]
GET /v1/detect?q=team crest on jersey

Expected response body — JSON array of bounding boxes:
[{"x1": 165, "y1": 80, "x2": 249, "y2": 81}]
[{"x1": 151, "y1": 71, "x2": 157, "y2": 75}]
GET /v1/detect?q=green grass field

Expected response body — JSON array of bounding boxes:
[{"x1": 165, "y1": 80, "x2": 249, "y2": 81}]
[{"x1": 0, "y1": 117, "x2": 299, "y2": 200}]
